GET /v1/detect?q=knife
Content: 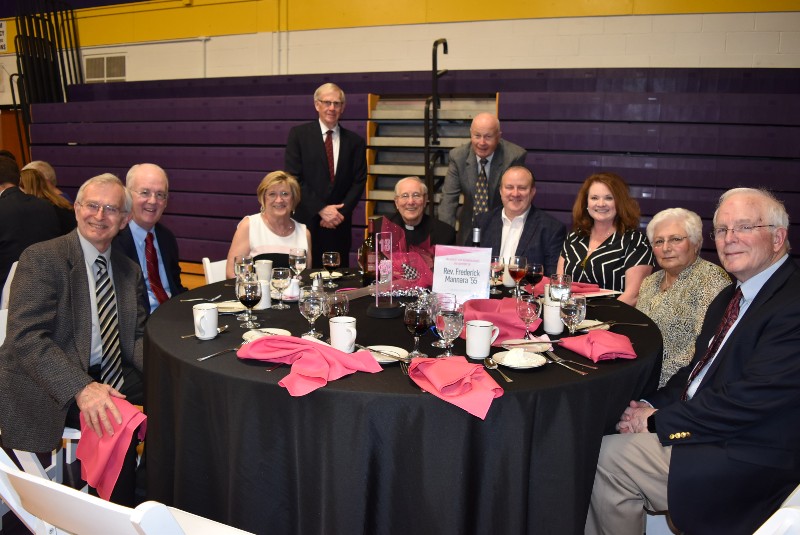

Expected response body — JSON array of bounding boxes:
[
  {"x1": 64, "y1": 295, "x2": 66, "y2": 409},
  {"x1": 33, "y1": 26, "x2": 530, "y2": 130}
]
[
  {"x1": 544, "y1": 351, "x2": 588, "y2": 375},
  {"x1": 355, "y1": 344, "x2": 408, "y2": 362}
]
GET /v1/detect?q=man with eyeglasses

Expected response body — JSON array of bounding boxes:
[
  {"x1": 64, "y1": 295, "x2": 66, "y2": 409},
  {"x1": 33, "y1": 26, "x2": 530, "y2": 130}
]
[
  {"x1": 0, "y1": 173, "x2": 148, "y2": 506},
  {"x1": 586, "y1": 188, "x2": 800, "y2": 535},
  {"x1": 113, "y1": 163, "x2": 186, "y2": 313},
  {"x1": 285, "y1": 82, "x2": 367, "y2": 267},
  {"x1": 439, "y1": 112, "x2": 527, "y2": 245},
  {"x1": 377, "y1": 176, "x2": 455, "y2": 247}
]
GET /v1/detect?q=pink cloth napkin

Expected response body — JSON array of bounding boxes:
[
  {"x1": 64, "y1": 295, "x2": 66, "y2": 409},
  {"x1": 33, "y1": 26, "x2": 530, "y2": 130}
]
[
  {"x1": 237, "y1": 335, "x2": 382, "y2": 396},
  {"x1": 559, "y1": 330, "x2": 637, "y2": 363},
  {"x1": 461, "y1": 298, "x2": 541, "y2": 344},
  {"x1": 528, "y1": 277, "x2": 602, "y2": 296},
  {"x1": 409, "y1": 356, "x2": 503, "y2": 419},
  {"x1": 76, "y1": 397, "x2": 147, "y2": 501}
]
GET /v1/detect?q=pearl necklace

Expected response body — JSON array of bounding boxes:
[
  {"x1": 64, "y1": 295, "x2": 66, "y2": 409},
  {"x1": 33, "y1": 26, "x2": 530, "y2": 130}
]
[{"x1": 262, "y1": 214, "x2": 295, "y2": 237}]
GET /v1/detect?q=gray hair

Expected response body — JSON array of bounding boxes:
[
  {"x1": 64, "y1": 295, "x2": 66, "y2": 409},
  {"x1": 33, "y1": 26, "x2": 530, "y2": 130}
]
[
  {"x1": 394, "y1": 176, "x2": 428, "y2": 196},
  {"x1": 313, "y1": 83, "x2": 346, "y2": 104},
  {"x1": 126, "y1": 163, "x2": 169, "y2": 191},
  {"x1": 714, "y1": 187, "x2": 789, "y2": 229},
  {"x1": 22, "y1": 160, "x2": 57, "y2": 187},
  {"x1": 76, "y1": 173, "x2": 132, "y2": 213},
  {"x1": 646, "y1": 208, "x2": 704, "y2": 249}
]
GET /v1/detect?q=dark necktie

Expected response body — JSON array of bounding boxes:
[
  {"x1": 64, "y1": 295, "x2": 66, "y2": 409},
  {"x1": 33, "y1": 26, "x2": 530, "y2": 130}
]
[
  {"x1": 325, "y1": 130, "x2": 335, "y2": 182},
  {"x1": 95, "y1": 256, "x2": 124, "y2": 391},
  {"x1": 682, "y1": 286, "x2": 743, "y2": 400},
  {"x1": 145, "y1": 232, "x2": 170, "y2": 304},
  {"x1": 474, "y1": 158, "x2": 489, "y2": 219}
]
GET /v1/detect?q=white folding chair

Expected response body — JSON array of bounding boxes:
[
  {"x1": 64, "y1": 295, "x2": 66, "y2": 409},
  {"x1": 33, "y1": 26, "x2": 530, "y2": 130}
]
[
  {"x1": 1, "y1": 260, "x2": 17, "y2": 309},
  {"x1": 753, "y1": 506, "x2": 800, "y2": 535},
  {"x1": 202, "y1": 257, "x2": 227, "y2": 284},
  {"x1": 0, "y1": 448, "x2": 57, "y2": 534},
  {"x1": 783, "y1": 482, "x2": 800, "y2": 508},
  {"x1": 0, "y1": 308, "x2": 7, "y2": 347},
  {"x1": 11, "y1": 427, "x2": 83, "y2": 487},
  {"x1": 645, "y1": 511, "x2": 678, "y2": 534}
]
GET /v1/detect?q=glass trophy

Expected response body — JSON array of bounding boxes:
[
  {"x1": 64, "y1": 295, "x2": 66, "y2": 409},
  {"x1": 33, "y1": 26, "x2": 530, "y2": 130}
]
[{"x1": 367, "y1": 231, "x2": 402, "y2": 318}]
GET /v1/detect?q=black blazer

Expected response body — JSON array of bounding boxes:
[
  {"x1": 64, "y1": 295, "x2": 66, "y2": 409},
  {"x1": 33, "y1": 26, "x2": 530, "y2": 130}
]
[
  {"x1": 476, "y1": 205, "x2": 565, "y2": 275},
  {"x1": 648, "y1": 258, "x2": 800, "y2": 534},
  {"x1": 113, "y1": 222, "x2": 187, "y2": 311},
  {"x1": 284, "y1": 121, "x2": 367, "y2": 226}
]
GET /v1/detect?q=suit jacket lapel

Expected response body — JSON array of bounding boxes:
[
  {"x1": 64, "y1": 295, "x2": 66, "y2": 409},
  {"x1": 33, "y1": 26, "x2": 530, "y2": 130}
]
[
  {"x1": 515, "y1": 208, "x2": 538, "y2": 256},
  {"x1": 66, "y1": 232, "x2": 92, "y2": 368},
  {"x1": 111, "y1": 248, "x2": 135, "y2": 362},
  {"x1": 488, "y1": 142, "x2": 505, "y2": 195}
]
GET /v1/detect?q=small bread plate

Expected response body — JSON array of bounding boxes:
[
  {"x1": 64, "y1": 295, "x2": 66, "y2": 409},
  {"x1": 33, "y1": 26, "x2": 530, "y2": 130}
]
[
  {"x1": 366, "y1": 345, "x2": 408, "y2": 364},
  {"x1": 217, "y1": 300, "x2": 246, "y2": 313},
  {"x1": 492, "y1": 348, "x2": 547, "y2": 370},
  {"x1": 309, "y1": 271, "x2": 343, "y2": 280},
  {"x1": 577, "y1": 319, "x2": 610, "y2": 332},
  {"x1": 501, "y1": 338, "x2": 554, "y2": 353},
  {"x1": 242, "y1": 328, "x2": 291, "y2": 342}
]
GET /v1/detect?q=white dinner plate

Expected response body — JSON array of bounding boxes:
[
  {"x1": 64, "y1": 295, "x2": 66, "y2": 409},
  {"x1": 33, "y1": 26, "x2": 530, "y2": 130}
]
[
  {"x1": 492, "y1": 349, "x2": 547, "y2": 369},
  {"x1": 577, "y1": 319, "x2": 610, "y2": 331},
  {"x1": 366, "y1": 345, "x2": 408, "y2": 364},
  {"x1": 217, "y1": 300, "x2": 246, "y2": 313},
  {"x1": 309, "y1": 271, "x2": 343, "y2": 280},
  {"x1": 501, "y1": 338, "x2": 553, "y2": 353},
  {"x1": 242, "y1": 328, "x2": 291, "y2": 342}
]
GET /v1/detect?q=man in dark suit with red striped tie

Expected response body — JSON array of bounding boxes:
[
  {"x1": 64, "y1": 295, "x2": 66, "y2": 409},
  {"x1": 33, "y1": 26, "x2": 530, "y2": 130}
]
[
  {"x1": 585, "y1": 188, "x2": 800, "y2": 535},
  {"x1": 113, "y1": 163, "x2": 186, "y2": 313},
  {"x1": 284, "y1": 83, "x2": 367, "y2": 267}
]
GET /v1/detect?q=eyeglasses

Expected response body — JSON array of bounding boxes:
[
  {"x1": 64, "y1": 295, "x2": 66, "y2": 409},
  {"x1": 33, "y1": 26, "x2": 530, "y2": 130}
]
[
  {"x1": 396, "y1": 192, "x2": 424, "y2": 201},
  {"x1": 316, "y1": 100, "x2": 343, "y2": 109},
  {"x1": 266, "y1": 191, "x2": 291, "y2": 200},
  {"x1": 652, "y1": 236, "x2": 688, "y2": 248},
  {"x1": 134, "y1": 189, "x2": 168, "y2": 202},
  {"x1": 710, "y1": 224, "x2": 775, "y2": 239},
  {"x1": 77, "y1": 201, "x2": 125, "y2": 217}
]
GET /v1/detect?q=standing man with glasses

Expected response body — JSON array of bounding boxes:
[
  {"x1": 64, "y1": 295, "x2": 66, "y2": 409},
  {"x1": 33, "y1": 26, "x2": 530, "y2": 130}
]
[
  {"x1": 113, "y1": 163, "x2": 186, "y2": 313},
  {"x1": 585, "y1": 188, "x2": 800, "y2": 535},
  {"x1": 0, "y1": 173, "x2": 147, "y2": 505},
  {"x1": 285, "y1": 82, "x2": 367, "y2": 267},
  {"x1": 439, "y1": 113, "x2": 527, "y2": 245}
]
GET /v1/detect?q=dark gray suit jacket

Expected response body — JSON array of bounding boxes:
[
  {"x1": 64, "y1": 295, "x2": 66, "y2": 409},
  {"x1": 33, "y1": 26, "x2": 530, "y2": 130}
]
[
  {"x1": 439, "y1": 139, "x2": 527, "y2": 244},
  {"x1": 0, "y1": 231, "x2": 146, "y2": 452}
]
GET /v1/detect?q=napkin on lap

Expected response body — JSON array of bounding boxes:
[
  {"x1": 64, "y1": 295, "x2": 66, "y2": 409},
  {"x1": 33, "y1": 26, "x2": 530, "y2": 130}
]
[
  {"x1": 461, "y1": 298, "x2": 540, "y2": 344},
  {"x1": 409, "y1": 356, "x2": 503, "y2": 419},
  {"x1": 77, "y1": 397, "x2": 147, "y2": 500},
  {"x1": 559, "y1": 330, "x2": 636, "y2": 363},
  {"x1": 237, "y1": 335, "x2": 382, "y2": 396}
]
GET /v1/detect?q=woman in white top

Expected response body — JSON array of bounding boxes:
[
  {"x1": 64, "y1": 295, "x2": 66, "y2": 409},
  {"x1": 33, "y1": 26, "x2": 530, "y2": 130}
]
[{"x1": 226, "y1": 170, "x2": 311, "y2": 278}]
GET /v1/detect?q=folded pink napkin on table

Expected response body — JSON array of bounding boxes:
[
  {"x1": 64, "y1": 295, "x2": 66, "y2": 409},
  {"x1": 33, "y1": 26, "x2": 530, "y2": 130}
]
[
  {"x1": 559, "y1": 330, "x2": 637, "y2": 363},
  {"x1": 237, "y1": 335, "x2": 382, "y2": 396},
  {"x1": 528, "y1": 277, "x2": 602, "y2": 296},
  {"x1": 409, "y1": 356, "x2": 503, "y2": 419},
  {"x1": 461, "y1": 298, "x2": 541, "y2": 344},
  {"x1": 77, "y1": 397, "x2": 147, "y2": 501}
]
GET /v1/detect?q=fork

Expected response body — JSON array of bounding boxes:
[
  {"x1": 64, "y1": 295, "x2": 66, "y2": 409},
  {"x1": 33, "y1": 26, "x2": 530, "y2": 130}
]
[
  {"x1": 582, "y1": 321, "x2": 649, "y2": 331},
  {"x1": 181, "y1": 294, "x2": 222, "y2": 303},
  {"x1": 544, "y1": 351, "x2": 588, "y2": 376},
  {"x1": 197, "y1": 341, "x2": 246, "y2": 362}
]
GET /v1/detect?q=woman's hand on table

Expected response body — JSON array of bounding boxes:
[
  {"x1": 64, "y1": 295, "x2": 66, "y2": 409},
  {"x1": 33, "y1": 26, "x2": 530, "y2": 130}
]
[{"x1": 616, "y1": 400, "x2": 656, "y2": 434}]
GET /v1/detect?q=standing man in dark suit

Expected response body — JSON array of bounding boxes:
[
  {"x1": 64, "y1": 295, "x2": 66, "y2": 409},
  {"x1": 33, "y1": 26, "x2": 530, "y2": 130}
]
[
  {"x1": 585, "y1": 188, "x2": 800, "y2": 535},
  {"x1": 285, "y1": 82, "x2": 367, "y2": 267},
  {"x1": 477, "y1": 166, "x2": 564, "y2": 277},
  {"x1": 113, "y1": 163, "x2": 186, "y2": 313},
  {"x1": 0, "y1": 155, "x2": 60, "y2": 289},
  {"x1": 0, "y1": 173, "x2": 147, "y2": 505},
  {"x1": 439, "y1": 113, "x2": 527, "y2": 245}
]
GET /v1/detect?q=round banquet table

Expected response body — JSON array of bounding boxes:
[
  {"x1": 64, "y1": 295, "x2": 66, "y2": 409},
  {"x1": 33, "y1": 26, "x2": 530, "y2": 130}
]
[{"x1": 145, "y1": 278, "x2": 662, "y2": 535}]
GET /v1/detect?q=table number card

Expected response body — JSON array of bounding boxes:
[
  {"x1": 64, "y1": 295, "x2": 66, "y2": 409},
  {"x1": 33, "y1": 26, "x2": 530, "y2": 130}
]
[{"x1": 432, "y1": 245, "x2": 492, "y2": 303}]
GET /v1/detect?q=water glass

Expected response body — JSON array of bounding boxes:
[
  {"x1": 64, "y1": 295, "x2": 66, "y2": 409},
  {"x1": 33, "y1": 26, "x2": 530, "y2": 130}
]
[
  {"x1": 560, "y1": 295, "x2": 587, "y2": 335},
  {"x1": 549, "y1": 273, "x2": 572, "y2": 302},
  {"x1": 270, "y1": 267, "x2": 292, "y2": 310},
  {"x1": 516, "y1": 294, "x2": 541, "y2": 340},
  {"x1": 434, "y1": 294, "x2": 463, "y2": 357},
  {"x1": 289, "y1": 248, "x2": 307, "y2": 278},
  {"x1": 298, "y1": 286, "x2": 325, "y2": 338}
]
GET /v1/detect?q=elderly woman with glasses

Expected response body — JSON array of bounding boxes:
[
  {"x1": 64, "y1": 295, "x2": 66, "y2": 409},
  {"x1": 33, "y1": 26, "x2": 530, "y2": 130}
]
[
  {"x1": 226, "y1": 170, "x2": 311, "y2": 278},
  {"x1": 636, "y1": 207, "x2": 731, "y2": 386}
]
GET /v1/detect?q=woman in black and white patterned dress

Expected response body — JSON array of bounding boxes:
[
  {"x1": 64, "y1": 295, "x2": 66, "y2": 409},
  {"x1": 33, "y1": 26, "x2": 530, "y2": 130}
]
[{"x1": 557, "y1": 172, "x2": 654, "y2": 306}]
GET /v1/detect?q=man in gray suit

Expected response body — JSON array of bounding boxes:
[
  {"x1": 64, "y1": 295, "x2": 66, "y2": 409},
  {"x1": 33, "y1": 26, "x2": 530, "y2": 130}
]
[
  {"x1": 439, "y1": 113, "x2": 527, "y2": 244},
  {"x1": 0, "y1": 173, "x2": 146, "y2": 505}
]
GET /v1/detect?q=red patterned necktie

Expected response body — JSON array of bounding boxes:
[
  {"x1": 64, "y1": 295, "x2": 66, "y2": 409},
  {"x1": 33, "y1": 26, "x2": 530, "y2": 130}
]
[
  {"x1": 682, "y1": 286, "x2": 743, "y2": 400},
  {"x1": 145, "y1": 232, "x2": 170, "y2": 304},
  {"x1": 325, "y1": 130, "x2": 335, "y2": 182}
]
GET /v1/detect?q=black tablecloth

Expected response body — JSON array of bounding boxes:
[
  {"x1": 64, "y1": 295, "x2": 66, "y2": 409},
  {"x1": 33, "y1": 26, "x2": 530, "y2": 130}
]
[{"x1": 145, "y1": 279, "x2": 662, "y2": 535}]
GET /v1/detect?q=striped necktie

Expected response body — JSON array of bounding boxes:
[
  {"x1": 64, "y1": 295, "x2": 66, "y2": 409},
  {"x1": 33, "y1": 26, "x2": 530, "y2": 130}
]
[{"x1": 95, "y1": 256, "x2": 124, "y2": 391}]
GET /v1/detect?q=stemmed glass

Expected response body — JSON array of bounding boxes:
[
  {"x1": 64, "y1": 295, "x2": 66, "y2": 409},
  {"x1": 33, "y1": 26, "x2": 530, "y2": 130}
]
[
  {"x1": 490, "y1": 256, "x2": 505, "y2": 295},
  {"x1": 560, "y1": 295, "x2": 587, "y2": 335},
  {"x1": 434, "y1": 295, "x2": 464, "y2": 357},
  {"x1": 289, "y1": 248, "x2": 307, "y2": 279},
  {"x1": 321, "y1": 251, "x2": 341, "y2": 289},
  {"x1": 549, "y1": 273, "x2": 572, "y2": 303},
  {"x1": 236, "y1": 272, "x2": 261, "y2": 329},
  {"x1": 516, "y1": 294, "x2": 541, "y2": 340},
  {"x1": 270, "y1": 268, "x2": 292, "y2": 310},
  {"x1": 404, "y1": 300, "x2": 432, "y2": 358},
  {"x1": 234, "y1": 256, "x2": 254, "y2": 320},
  {"x1": 507, "y1": 256, "x2": 527, "y2": 297},
  {"x1": 324, "y1": 292, "x2": 349, "y2": 318},
  {"x1": 525, "y1": 263, "x2": 544, "y2": 294},
  {"x1": 298, "y1": 286, "x2": 325, "y2": 338}
]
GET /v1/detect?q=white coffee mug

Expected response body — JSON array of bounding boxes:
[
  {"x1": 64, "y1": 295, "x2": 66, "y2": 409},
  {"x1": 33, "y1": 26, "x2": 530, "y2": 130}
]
[
  {"x1": 329, "y1": 316, "x2": 357, "y2": 353},
  {"x1": 253, "y1": 280, "x2": 272, "y2": 310},
  {"x1": 465, "y1": 320, "x2": 500, "y2": 360},
  {"x1": 193, "y1": 303, "x2": 218, "y2": 340},
  {"x1": 543, "y1": 302, "x2": 564, "y2": 335},
  {"x1": 255, "y1": 259, "x2": 273, "y2": 281}
]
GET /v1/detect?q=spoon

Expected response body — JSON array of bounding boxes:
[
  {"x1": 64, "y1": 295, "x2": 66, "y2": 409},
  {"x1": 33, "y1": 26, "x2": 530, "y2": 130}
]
[
  {"x1": 181, "y1": 325, "x2": 229, "y2": 339},
  {"x1": 484, "y1": 357, "x2": 513, "y2": 383}
]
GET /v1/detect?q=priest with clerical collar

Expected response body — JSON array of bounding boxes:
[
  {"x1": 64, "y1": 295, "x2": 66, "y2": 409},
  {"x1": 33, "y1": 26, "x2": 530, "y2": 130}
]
[{"x1": 383, "y1": 176, "x2": 455, "y2": 247}]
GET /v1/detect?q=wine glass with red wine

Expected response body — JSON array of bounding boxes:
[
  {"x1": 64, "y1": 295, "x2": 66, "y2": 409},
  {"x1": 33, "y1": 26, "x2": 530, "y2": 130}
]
[
  {"x1": 507, "y1": 256, "x2": 528, "y2": 297},
  {"x1": 490, "y1": 256, "x2": 505, "y2": 295},
  {"x1": 404, "y1": 302, "x2": 432, "y2": 358},
  {"x1": 525, "y1": 263, "x2": 544, "y2": 295},
  {"x1": 321, "y1": 251, "x2": 341, "y2": 289},
  {"x1": 236, "y1": 272, "x2": 262, "y2": 329}
]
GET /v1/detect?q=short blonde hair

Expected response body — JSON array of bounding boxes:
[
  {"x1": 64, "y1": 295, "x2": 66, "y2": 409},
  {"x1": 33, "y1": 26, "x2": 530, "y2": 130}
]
[{"x1": 257, "y1": 171, "x2": 301, "y2": 211}]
